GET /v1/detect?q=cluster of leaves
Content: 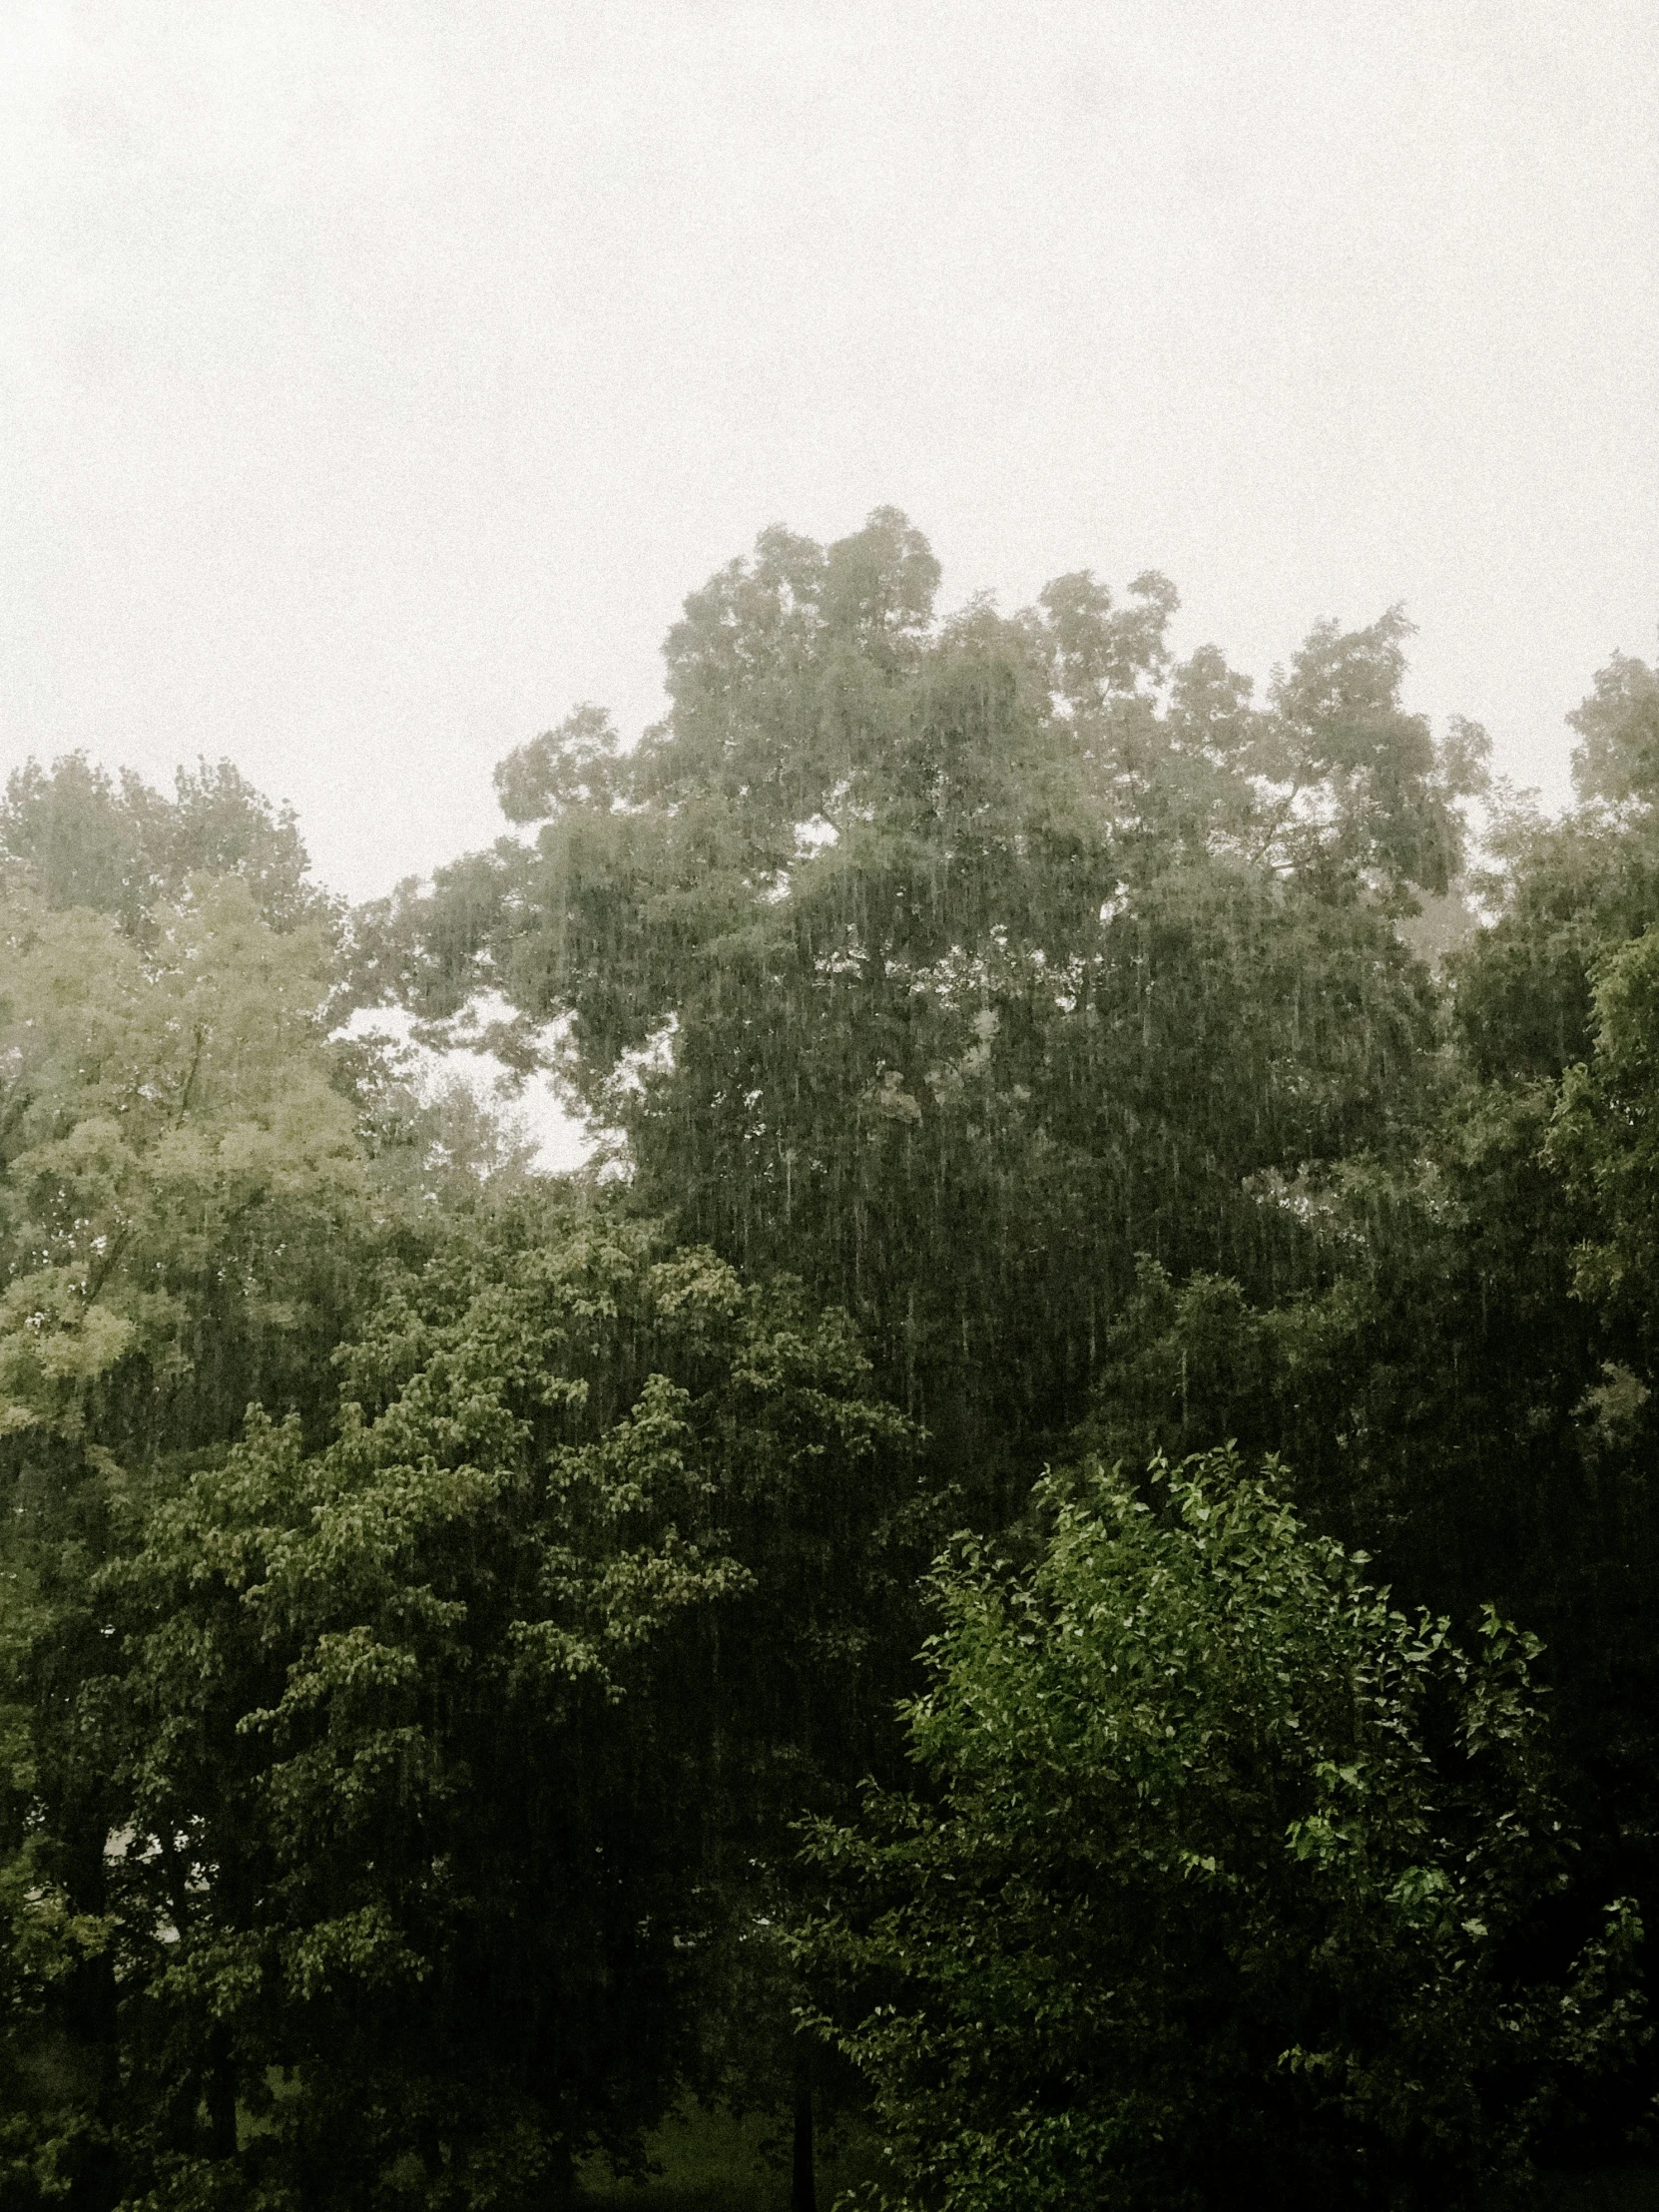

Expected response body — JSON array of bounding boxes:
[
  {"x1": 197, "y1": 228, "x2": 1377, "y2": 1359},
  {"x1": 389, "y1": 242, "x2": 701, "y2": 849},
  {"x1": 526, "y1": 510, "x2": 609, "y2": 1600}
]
[
  {"x1": 0, "y1": 756, "x2": 333, "y2": 943},
  {"x1": 798, "y1": 1451, "x2": 1645, "y2": 2212},
  {"x1": 1074, "y1": 632, "x2": 1659, "y2": 1961},
  {"x1": 62, "y1": 1219, "x2": 911, "y2": 2208},
  {"x1": 0, "y1": 875, "x2": 363, "y2": 1457}
]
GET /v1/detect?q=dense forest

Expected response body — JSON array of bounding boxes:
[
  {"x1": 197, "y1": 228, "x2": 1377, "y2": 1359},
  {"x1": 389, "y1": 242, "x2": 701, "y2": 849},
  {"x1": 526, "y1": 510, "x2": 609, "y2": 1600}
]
[{"x1": 4, "y1": 509, "x2": 1659, "y2": 2210}]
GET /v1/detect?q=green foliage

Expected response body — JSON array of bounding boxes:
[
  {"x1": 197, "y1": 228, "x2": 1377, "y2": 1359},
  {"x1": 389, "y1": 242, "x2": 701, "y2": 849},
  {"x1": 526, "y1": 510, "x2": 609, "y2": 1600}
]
[
  {"x1": 6, "y1": 532, "x2": 1659, "y2": 2206},
  {"x1": 1549, "y1": 928, "x2": 1659, "y2": 1319},
  {"x1": 1566, "y1": 656, "x2": 1659, "y2": 817},
  {"x1": 357, "y1": 513, "x2": 1474, "y2": 1506},
  {"x1": 0, "y1": 755, "x2": 335, "y2": 941},
  {"x1": 799, "y1": 1450, "x2": 1644, "y2": 2212},
  {"x1": 1084, "y1": 640, "x2": 1659, "y2": 2064},
  {"x1": 1, "y1": 1196, "x2": 917, "y2": 2207},
  {"x1": 0, "y1": 845, "x2": 421, "y2": 2207},
  {"x1": 0, "y1": 875, "x2": 364, "y2": 1453},
  {"x1": 1452, "y1": 650, "x2": 1659, "y2": 1087}
]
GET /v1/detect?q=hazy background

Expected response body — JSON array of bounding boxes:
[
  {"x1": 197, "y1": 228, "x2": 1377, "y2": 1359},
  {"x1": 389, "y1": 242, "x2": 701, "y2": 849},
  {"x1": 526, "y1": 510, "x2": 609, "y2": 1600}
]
[{"x1": 5, "y1": 0, "x2": 1657, "y2": 904}]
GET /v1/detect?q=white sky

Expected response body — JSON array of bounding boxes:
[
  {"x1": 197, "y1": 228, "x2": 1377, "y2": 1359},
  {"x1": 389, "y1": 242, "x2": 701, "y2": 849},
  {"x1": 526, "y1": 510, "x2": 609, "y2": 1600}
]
[{"x1": 5, "y1": 0, "x2": 1657, "y2": 902}]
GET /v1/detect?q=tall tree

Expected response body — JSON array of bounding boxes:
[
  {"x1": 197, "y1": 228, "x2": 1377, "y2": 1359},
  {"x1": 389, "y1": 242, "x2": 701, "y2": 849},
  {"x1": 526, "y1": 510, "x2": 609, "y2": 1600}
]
[
  {"x1": 358, "y1": 512, "x2": 1481, "y2": 1505},
  {"x1": 1085, "y1": 639, "x2": 1659, "y2": 2105}
]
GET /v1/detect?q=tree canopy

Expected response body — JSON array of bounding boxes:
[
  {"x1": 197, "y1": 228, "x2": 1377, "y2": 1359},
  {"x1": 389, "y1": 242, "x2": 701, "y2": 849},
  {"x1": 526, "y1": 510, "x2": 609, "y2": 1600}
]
[
  {"x1": 798, "y1": 1450, "x2": 1642, "y2": 2212},
  {"x1": 1, "y1": 521, "x2": 1656, "y2": 2208},
  {"x1": 358, "y1": 511, "x2": 1481, "y2": 1504}
]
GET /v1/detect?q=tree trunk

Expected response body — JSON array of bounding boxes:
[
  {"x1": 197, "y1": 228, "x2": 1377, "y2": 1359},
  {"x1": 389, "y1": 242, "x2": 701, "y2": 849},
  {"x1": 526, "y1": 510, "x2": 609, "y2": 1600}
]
[
  {"x1": 206, "y1": 2025, "x2": 238, "y2": 2161},
  {"x1": 792, "y1": 2067, "x2": 817, "y2": 2212}
]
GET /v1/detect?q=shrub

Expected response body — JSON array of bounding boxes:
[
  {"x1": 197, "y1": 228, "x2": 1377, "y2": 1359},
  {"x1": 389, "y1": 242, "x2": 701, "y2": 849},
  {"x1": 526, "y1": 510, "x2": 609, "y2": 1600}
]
[{"x1": 798, "y1": 1449, "x2": 1645, "y2": 2211}]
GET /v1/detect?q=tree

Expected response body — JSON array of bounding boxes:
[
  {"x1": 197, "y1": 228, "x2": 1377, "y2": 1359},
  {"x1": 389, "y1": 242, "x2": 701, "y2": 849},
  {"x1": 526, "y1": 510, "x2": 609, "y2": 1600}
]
[
  {"x1": 1080, "y1": 641, "x2": 1659, "y2": 2070},
  {"x1": 1, "y1": 1190, "x2": 918, "y2": 2208},
  {"x1": 0, "y1": 860, "x2": 379, "y2": 2209},
  {"x1": 0, "y1": 804, "x2": 534, "y2": 2206},
  {"x1": 356, "y1": 513, "x2": 1480, "y2": 1507},
  {"x1": 0, "y1": 755, "x2": 336, "y2": 941},
  {"x1": 11, "y1": 545, "x2": 1647, "y2": 2202},
  {"x1": 0, "y1": 875, "x2": 366, "y2": 1460},
  {"x1": 798, "y1": 1450, "x2": 1644, "y2": 2212},
  {"x1": 0, "y1": 743, "x2": 930, "y2": 2206},
  {"x1": 1549, "y1": 925, "x2": 1659, "y2": 1326}
]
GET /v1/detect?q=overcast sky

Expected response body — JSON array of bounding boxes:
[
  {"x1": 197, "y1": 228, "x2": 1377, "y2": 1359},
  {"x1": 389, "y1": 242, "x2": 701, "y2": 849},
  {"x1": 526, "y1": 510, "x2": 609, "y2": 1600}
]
[{"x1": 6, "y1": 1, "x2": 1657, "y2": 901}]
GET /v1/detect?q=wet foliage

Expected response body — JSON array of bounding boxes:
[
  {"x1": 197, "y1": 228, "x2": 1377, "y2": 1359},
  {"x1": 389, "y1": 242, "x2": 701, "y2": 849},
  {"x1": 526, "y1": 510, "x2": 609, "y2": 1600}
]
[
  {"x1": 798, "y1": 1452, "x2": 1643, "y2": 2212},
  {"x1": 1, "y1": 515, "x2": 1657, "y2": 2205}
]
